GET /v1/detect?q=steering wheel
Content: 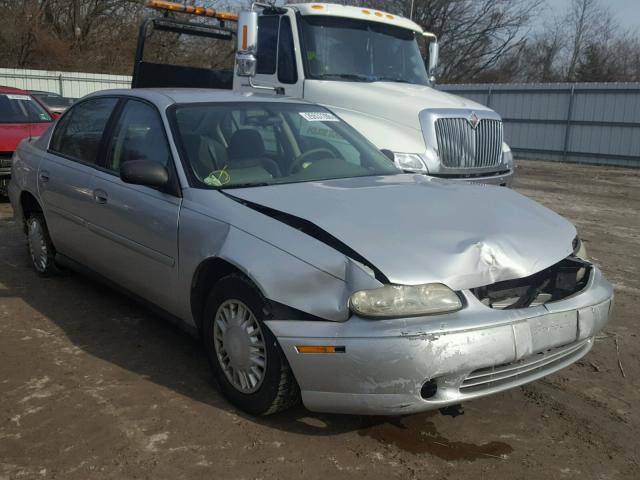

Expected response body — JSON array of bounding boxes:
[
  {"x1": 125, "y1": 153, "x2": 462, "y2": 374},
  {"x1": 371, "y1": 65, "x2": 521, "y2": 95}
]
[{"x1": 288, "y1": 148, "x2": 337, "y2": 174}]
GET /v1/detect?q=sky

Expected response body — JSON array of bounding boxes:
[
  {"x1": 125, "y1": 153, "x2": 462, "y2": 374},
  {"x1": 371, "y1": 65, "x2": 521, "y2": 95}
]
[{"x1": 544, "y1": 0, "x2": 640, "y2": 33}]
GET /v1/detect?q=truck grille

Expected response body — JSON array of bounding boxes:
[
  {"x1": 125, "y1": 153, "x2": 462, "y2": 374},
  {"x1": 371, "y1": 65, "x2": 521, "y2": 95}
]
[
  {"x1": 434, "y1": 118, "x2": 503, "y2": 168},
  {"x1": 459, "y1": 339, "x2": 591, "y2": 394}
]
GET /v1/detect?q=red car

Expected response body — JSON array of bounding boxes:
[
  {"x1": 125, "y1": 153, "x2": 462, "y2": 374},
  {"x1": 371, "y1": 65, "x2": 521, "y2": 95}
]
[{"x1": 0, "y1": 86, "x2": 54, "y2": 195}]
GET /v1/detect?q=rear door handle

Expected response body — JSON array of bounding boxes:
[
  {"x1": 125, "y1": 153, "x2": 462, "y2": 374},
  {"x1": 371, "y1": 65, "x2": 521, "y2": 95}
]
[
  {"x1": 39, "y1": 170, "x2": 50, "y2": 183},
  {"x1": 93, "y1": 189, "x2": 108, "y2": 204}
]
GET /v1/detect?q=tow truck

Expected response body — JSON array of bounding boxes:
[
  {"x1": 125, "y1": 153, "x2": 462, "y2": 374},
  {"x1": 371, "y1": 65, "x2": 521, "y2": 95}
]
[{"x1": 133, "y1": 0, "x2": 514, "y2": 186}]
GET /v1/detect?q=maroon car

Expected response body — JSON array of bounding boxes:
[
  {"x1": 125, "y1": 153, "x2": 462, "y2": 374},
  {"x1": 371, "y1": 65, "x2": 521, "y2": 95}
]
[{"x1": 0, "y1": 86, "x2": 54, "y2": 195}]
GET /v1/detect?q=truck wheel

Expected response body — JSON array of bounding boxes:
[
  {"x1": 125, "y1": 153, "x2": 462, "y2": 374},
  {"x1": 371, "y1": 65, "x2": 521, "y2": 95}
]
[
  {"x1": 202, "y1": 274, "x2": 300, "y2": 415},
  {"x1": 26, "y1": 213, "x2": 59, "y2": 276}
]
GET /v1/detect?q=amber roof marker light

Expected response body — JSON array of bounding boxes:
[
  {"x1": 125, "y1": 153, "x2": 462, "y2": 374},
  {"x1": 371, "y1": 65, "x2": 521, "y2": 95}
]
[{"x1": 145, "y1": 0, "x2": 239, "y2": 22}]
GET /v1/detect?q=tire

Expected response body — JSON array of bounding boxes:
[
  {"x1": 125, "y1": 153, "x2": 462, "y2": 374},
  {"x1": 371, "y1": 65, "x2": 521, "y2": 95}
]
[
  {"x1": 26, "y1": 213, "x2": 60, "y2": 276},
  {"x1": 202, "y1": 274, "x2": 300, "y2": 415}
]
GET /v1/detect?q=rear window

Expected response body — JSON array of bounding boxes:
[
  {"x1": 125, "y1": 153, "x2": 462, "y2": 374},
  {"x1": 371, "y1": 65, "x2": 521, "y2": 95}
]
[{"x1": 0, "y1": 93, "x2": 52, "y2": 123}]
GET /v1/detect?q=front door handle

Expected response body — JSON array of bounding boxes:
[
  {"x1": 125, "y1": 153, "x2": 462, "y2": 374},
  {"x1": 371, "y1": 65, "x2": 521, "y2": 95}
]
[
  {"x1": 39, "y1": 170, "x2": 50, "y2": 183},
  {"x1": 93, "y1": 189, "x2": 108, "y2": 204}
]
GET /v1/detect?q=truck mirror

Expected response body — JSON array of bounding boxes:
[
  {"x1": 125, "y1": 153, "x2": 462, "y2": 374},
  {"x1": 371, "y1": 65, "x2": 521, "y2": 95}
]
[
  {"x1": 236, "y1": 11, "x2": 258, "y2": 77},
  {"x1": 427, "y1": 38, "x2": 439, "y2": 79},
  {"x1": 236, "y1": 52, "x2": 257, "y2": 77}
]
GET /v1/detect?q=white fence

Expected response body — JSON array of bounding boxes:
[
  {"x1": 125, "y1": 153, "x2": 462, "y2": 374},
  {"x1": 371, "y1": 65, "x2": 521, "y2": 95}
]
[{"x1": 0, "y1": 68, "x2": 131, "y2": 98}]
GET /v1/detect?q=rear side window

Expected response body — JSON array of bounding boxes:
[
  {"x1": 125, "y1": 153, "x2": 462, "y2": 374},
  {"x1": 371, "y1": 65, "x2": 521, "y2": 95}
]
[
  {"x1": 0, "y1": 93, "x2": 52, "y2": 123},
  {"x1": 50, "y1": 98, "x2": 118, "y2": 165},
  {"x1": 278, "y1": 17, "x2": 297, "y2": 84},
  {"x1": 104, "y1": 100, "x2": 171, "y2": 172},
  {"x1": 257, "y1": 15, "x2": 279, "y2": 75}
]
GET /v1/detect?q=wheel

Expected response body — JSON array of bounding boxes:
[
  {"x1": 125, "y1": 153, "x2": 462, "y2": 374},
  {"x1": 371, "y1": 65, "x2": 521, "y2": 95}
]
[
  {"x1": 202, "y1": 274, "x2": 300, "y2": 415},
  {"x1": 26, "y1": 213, "x2": 59, "y2": 275}
]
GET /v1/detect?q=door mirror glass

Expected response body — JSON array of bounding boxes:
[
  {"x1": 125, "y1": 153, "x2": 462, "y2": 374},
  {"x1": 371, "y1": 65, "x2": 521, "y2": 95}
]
[
  {"x1": 238, "y1": 11, "x2": 258, "y2": 54},
  {"x1": 120, "y1": 159, "x2": 169, "y2": 188}
]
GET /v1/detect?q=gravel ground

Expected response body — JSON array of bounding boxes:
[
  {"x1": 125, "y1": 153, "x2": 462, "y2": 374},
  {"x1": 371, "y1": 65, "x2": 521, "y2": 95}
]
[{"x1": 1, "y1": 159, "x2": 639, "y2": 480}]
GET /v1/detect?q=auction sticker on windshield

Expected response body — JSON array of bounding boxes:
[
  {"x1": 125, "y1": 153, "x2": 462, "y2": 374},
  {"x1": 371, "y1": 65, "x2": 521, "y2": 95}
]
[
  {"x1": 299, "y1": 112, "x2": 340, "y2": 122},
  {"x1": 5, "y1": 94, "x2": 32, "y2": 101}
]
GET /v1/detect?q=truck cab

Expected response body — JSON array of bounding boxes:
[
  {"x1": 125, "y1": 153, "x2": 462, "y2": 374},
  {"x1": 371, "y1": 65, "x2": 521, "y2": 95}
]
[{"x1": 135, "y1": 1, "x2": 514, "y2": 186}]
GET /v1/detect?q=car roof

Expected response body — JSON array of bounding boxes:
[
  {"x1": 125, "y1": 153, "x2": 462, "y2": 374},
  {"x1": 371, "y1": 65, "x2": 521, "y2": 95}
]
[
  {"x1": 0, "y1": 85, "x2": 30, "y2": 95},
  {"x1": 29, "y1": 90, "x2": 59, "y2": 96},
  {"x1": 85, "y1": 88, "x2": 311, "y2": 109}
]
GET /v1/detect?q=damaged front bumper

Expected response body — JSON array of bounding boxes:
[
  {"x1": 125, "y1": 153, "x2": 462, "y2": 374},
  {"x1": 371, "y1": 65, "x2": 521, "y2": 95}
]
[{"x1": 266, "y1": 266, "x2": 613, "y2": 415}]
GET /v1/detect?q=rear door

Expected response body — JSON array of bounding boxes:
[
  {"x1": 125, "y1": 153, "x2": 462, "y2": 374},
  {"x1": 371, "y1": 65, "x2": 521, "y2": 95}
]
[
  {"x1": 87, "y1": 98, "x2": 181, "y2": 314},
  {"x1": 41, "y1": 97, "x2": 119, "y2": 264}
]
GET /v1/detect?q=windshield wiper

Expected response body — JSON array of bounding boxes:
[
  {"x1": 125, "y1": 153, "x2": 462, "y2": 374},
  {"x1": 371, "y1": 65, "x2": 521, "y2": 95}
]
[
  {"x1": 219, "y1": 182, "x2": 272, "y2": 189},
  {"x1": 315, "y1": 73, "x2": 373, "y2": 82},
  {"x1": 374, "y1": 77, "x2": 412, "y2": 83}
]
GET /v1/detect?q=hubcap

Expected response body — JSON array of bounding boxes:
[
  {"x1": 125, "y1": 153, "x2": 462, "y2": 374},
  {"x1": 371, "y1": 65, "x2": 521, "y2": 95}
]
[
  {"x1": 27, "y1": 219, "x2": 48, "y2": 273},
  {"x1": 213, "y1": 300, "x2": 266, "y2": 394}
]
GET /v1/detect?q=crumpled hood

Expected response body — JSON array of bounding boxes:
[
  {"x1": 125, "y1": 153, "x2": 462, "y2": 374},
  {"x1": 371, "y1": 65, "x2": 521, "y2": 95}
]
[
  {"x1": 304, "y1": 80, "x2": 491, "y2": 131},
  {"x1": 230, "y1": 175, "x2": 576, "y2": 290}
]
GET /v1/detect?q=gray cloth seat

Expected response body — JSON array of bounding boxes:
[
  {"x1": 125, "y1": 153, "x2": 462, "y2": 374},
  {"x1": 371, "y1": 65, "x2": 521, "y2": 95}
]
[
  {"x1": 182, "y1": 134, "x2": 228, "y2": 180},
  {"x1": 227, "y1": 129, "x2": 281, "y2": 177}
]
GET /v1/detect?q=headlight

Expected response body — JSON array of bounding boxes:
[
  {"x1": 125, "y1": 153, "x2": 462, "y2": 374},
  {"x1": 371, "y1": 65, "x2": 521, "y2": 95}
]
[
  {"x1": 393, "y1": 153, "x2": 428, "y2": 172},
  {"x1": 502, "y1": 142, "x2": 514, "y2": 168},
  {"x1": 349, "y1": 283, "x2": 462, "y2": 318},
  {"x1": 573, "y1": 236, "x2": 588, "y2": 260}
]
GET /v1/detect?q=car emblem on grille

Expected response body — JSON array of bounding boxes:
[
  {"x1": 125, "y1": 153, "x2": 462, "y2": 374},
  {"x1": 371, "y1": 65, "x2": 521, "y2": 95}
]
[{"x1": 467, "y1": 111, "x2": 480, "y2": 129}]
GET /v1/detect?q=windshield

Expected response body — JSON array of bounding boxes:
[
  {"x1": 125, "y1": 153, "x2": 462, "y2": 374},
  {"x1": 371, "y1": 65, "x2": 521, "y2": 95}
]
[
  {"x1": 33, "y1": 94, "x2": 74, "y2": 110},
  {"x1": 0, "y1": 93, "x2": 52, "y2": 123},
  {"x1": 300, "y1": 16, "x2": 429, "y2": 85},
  {"x1": 171, "y1": 102, "x2": 399, "y2": 189}
]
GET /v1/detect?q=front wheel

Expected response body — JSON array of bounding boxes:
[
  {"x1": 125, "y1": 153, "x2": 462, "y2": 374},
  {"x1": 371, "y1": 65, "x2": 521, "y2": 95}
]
[{"x1": 202, "y1": 274, "x2": 299, "y2": 415}]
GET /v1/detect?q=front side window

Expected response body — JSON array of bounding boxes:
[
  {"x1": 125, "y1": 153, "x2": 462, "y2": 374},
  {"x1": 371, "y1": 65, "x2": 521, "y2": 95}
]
[
  {"x1": 278, "y1": 17, "x2": 297, "y2": 84},
  {"x1": 257, "y1": 15, "x2": 279, "y2": 75},
  {"x1": 172, "y1": 102, "x2": 399, "y2": 189},
  {"x1": 50, "y1": 97, "x2": 118, "y2": 164},
  {"x1": 0, "y1": 93, "x2": 52, "y2": 123},
  {"x1": 104, "y1": 100, "x2": 171, "y2": 173},
  {"x1": 300, "y1": 16, "x2": 428, "y2": 85}
]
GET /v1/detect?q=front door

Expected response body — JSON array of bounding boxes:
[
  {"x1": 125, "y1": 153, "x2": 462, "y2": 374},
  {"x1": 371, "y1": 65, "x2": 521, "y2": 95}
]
[
  {"x1": 87, "y1": 99, "x2": 181, "y2": 315},
  {"x1": 235, "y1": 13, "x2": 303, "y2": 98}
]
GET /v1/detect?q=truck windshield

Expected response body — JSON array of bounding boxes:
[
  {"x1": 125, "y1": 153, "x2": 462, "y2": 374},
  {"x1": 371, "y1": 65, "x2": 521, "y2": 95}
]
[
  {"x1": 300, "y1": 16, "x2": 429, "y2": 85},
  {"x1": 171, "y1": 102, "x2": 400, "y2": 189}
]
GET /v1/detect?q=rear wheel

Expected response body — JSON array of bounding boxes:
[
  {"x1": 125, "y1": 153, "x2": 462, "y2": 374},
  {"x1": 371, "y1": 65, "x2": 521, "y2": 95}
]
[
  {"x1": 202, "y1": 274, "x2": 299, "y2": 415},
  {"x1": 26, "y1": 213, "x2": 59, "y2": 276}
]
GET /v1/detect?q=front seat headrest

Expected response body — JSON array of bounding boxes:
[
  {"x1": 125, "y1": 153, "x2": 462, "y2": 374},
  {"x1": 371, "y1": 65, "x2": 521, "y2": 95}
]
[{"x1": 228, "y1": 129, "x2": 265, "y2": 161}]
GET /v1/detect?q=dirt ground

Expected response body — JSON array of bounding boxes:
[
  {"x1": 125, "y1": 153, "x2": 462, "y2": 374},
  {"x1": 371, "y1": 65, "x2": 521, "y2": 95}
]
[{"x1": 1, "y1": 159, "x2": 639, "y2": 480}]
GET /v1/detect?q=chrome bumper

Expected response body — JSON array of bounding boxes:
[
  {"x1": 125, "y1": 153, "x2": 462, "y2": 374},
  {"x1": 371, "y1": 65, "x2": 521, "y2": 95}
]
[{"x1": 266, "y1": 267, "x2": 613, "y2": 415}]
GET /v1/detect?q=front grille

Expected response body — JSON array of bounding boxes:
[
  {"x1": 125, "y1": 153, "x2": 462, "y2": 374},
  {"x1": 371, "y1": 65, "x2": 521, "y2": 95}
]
[
  {"x1": 435, "y1": 118, "x2": 503, "y2": 168},
  {"x1": 0, "y1": 152, "x2": 13, "y2": 169},
  {"x1": 460, "y1": 339, "x2": 591, "y2": 393}
]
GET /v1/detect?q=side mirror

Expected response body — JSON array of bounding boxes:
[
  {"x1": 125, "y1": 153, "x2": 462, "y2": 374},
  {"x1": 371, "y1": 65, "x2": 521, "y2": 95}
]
[
  {"x1": 120, "y1": 159, "x2": 169, "y2": 188},
  {"x1": 381, "y1": 149, "x2": 395, "y2": 162},
  {"x1": 425, "y1": 34, "x2": 439, "y2": 81},
  {"x1": 236, "y1": 11, "x2": 258, "y2": 77}
]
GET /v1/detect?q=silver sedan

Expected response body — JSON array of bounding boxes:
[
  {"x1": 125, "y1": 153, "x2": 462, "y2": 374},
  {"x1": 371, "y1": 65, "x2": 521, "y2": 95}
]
[{"x1": 9, "y1": 89, "x2": 613, "y2": 415}]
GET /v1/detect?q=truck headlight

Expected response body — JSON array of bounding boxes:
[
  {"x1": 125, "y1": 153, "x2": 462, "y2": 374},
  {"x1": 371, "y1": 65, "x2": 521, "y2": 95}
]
[
  {"x1": 393, "y1": 153, "x2": 428, "y2": 173},
  {"x1": 350, "y1": 283, "x2": 462, "y2": 318},
  {"x1": 502, "y1": 142, "x2": 514, "y2": 168}
]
